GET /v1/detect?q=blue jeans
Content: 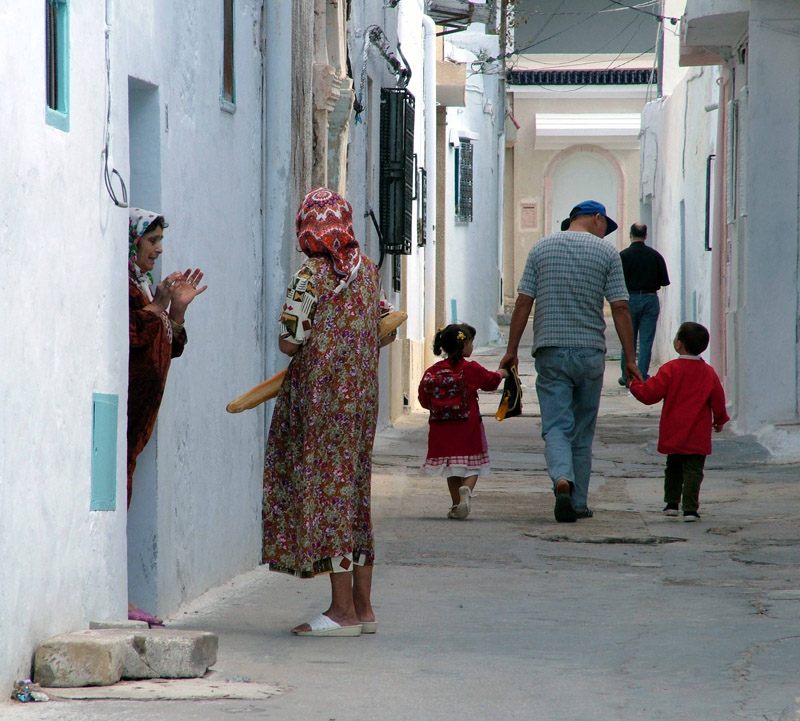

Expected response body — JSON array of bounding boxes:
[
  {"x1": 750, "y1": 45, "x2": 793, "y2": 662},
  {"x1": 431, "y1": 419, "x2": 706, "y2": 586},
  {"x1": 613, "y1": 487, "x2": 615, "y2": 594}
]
[
  {"x1": 534, "y1": 347, "x2": 605, "y2": 511},
  {"x1": 620, "y1": 293, "x2": 660, "y2": 381}
]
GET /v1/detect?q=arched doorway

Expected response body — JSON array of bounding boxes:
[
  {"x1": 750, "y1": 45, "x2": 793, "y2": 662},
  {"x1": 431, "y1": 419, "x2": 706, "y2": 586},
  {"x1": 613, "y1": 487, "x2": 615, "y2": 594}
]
[{"x1": 545, "y1": 146, "x2": 624, "y2": 247}]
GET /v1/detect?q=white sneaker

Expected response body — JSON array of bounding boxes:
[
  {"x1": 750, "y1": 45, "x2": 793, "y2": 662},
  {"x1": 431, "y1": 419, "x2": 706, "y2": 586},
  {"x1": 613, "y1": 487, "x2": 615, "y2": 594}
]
[{"x1": 456, "y1": 486, "x2": 471, "y2": 519}]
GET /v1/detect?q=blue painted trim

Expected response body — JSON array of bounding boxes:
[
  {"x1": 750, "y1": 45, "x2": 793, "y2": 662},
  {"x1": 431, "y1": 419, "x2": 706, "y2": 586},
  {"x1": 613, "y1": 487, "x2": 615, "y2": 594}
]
[
  {"x1": 46, "y1": 107, "x2": 70, "y2": 132},
  {"x1": 91, "y1": 393, "x2": 118, "y2": 512},
  {"x1": 45, "y1": 0, "x2": 70, "y2": 132}
]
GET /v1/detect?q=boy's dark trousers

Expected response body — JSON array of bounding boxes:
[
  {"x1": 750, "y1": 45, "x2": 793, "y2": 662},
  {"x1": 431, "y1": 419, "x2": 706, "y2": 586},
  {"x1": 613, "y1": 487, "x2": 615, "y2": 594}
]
[{"x1": 664, "y1": 454, "x2": 706, "y2": 512}]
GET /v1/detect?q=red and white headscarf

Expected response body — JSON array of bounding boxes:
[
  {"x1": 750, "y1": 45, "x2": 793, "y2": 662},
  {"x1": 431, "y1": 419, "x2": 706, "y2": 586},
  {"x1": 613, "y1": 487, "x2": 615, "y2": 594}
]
[{"x1": 296, "y1": 188, "x2": 361, "y2": 294}]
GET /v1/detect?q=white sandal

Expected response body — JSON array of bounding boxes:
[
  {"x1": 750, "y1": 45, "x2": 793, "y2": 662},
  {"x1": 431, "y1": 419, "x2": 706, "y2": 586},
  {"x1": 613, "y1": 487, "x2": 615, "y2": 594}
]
[
  {"x1": 292, "y1": 613, "x2": 362, "y2": 637},
  {"x1": 456, "y1": 486, "x2": 472, "y2": 519}
]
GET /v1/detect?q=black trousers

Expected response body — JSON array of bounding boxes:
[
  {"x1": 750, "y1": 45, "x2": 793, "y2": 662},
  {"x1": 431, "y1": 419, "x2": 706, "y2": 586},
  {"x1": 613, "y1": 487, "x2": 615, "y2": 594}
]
[{"x1": 664, "y1": 454, "x2": 706, "y2": 512}]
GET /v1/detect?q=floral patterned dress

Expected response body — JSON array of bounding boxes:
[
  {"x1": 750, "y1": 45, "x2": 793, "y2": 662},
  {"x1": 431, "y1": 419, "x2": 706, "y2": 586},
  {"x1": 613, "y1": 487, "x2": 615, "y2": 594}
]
[{"x1": 262, "y1": 254, "x2": 382, "y2": 577}]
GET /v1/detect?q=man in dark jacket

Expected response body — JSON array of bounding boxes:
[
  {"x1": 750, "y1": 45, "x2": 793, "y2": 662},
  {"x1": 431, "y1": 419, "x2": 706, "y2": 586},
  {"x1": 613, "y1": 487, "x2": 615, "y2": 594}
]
[{"x1": 618, "y1": 222, "x2": 670, "y2": 384}]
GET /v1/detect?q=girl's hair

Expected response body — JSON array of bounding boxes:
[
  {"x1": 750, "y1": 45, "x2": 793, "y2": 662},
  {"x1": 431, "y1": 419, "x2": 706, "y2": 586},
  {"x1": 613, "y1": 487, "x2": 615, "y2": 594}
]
[{"x1": 433, "y1": 323, "x2": 476, "y2": 361}]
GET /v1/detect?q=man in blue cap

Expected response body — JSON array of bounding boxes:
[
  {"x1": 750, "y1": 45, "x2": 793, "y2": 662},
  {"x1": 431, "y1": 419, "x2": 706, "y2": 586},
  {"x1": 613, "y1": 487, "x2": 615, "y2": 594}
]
[{"x1": 501, "y1": 200, "x2": 642, "y2": 522}]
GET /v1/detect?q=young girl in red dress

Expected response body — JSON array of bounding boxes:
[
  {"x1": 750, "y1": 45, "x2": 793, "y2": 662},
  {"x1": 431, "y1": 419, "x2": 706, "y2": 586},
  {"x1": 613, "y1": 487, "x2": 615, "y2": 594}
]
[{"x1": 418, "y1": 324, "x2": 508, "y2": 519}]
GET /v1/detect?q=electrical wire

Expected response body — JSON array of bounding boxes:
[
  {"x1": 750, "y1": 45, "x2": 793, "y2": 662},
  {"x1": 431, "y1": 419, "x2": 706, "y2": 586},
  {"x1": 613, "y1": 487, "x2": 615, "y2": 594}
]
[
  {"x1": 514, "y1": 8, "x2": 647, "y2": 65},
  {"x1": 509, "y1": 0, "x2": 661, "y2": 29},
  {"x1": 523, "y1": 0, "x2": 567, "y2": 51},
  {"x1": 601, "y1": 0, "x2": 661, "y2": 12},
  {"x1": 606, "y1": 0, "x2": 680, "y2": 23},
  {"x1": 644, "y1": 21, "x2": 661, "y2": 102},
  {"x1": 512, "y1": 2, "x2": 620, "y2": 58},
  {"x1": 510, "y1": 0, "x2": 675, "y2": 63},
  {"x1": 603, "y1": 13, "x2": 649, "y2": 68},
  {"x1": 102, "y1": 28, "x2": 128, "y2": 208}
]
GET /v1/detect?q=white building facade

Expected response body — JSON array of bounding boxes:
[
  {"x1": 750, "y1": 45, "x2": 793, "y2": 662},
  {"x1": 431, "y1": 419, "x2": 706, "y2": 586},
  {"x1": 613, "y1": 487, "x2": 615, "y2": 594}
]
[
  {"x1": 1, "y1": 0, "x2": 508, "y2": 697},
  {"x1": 1, "y1": 0, "x2": 266, "y2": 693},
  {"x1": 643, "y1": 0, "x2": 800, "y2": 451},
  {"x1": 439, "y1": 24, "x2": 507, "y2": 349}
]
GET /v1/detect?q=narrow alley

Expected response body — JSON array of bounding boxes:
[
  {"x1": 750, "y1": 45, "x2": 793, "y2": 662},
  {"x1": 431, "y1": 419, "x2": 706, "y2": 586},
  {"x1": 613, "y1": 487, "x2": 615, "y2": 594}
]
[
  {"x1": 6, "y1": 327, "x2": 800, "y2": 721},
  {"x1": 7, "y1": 3, "x2": 800, "y2": 715}
]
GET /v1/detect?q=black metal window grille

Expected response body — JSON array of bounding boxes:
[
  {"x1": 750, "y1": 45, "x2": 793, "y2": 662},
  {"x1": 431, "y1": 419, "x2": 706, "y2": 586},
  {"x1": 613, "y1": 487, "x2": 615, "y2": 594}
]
[
  {"x1": 456, "y1": 141, "x2": 473, "y2": 223},
  {"x1": 45, "y1": 0, "x2": 62, "y2": 110},
  {"x1": 379, "y1": 87, "x2": 415, "y2": 255},
  {"x1": 417, "y1": 167, "x2": 427, "y2": 247},
  {"x1": 222, "y1": 0, "x2": 235, "y2": 104}
]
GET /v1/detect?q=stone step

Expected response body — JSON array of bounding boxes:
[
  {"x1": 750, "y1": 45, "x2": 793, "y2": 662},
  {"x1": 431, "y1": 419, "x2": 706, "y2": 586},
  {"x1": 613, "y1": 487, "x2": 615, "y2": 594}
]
[{"x1": 34, "y1": 628, "x2": 218, "y2": 688}]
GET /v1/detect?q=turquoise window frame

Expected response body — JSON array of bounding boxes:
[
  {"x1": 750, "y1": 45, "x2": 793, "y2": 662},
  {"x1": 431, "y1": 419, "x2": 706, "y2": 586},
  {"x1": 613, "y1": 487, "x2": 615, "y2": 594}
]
[
  {"x1": 45, "y1": 0, "x2": 70, "y2": 132},
  {"x1": 91, "y1": 393, "x2": 118, "y2": 511},
  {"x1": 220, "y1": 0, "x2": 236, "y2": 114}
]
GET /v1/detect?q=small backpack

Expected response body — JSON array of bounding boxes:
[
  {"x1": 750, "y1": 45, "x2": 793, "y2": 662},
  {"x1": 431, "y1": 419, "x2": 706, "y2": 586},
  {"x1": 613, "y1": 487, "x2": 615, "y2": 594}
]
[{"x1": 421, "y1": 364, "x2": 470, "y2": 421}]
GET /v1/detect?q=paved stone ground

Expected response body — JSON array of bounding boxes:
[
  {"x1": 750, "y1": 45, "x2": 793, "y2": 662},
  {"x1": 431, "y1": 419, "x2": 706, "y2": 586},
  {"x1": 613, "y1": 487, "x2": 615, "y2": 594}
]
[{"x1": 5, "y1": 324, "x2": 800, "y2": 720}]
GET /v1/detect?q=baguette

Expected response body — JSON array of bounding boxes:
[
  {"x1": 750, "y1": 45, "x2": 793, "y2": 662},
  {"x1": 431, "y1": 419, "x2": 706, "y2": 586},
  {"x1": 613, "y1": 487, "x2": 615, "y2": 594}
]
[{"x1": 226, "y1": 310, "x2": 407, "y2": 413}]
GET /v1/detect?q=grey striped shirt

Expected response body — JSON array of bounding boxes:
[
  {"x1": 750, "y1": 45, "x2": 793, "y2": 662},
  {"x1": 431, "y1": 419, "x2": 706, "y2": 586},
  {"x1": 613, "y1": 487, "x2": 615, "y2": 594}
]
[{"x1": 517, "y1": 230, "x2": 628, "y2": 354}]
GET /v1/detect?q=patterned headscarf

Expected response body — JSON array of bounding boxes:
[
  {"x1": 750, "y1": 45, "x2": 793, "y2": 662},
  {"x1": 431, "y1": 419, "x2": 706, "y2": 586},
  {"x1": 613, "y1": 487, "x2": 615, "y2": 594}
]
[
  {"x1": 128, "y1": 208, "x2": 168, "y2": 284},
  {"x1": 296, "y1": 188, "x2": 361, "y2": 294}
]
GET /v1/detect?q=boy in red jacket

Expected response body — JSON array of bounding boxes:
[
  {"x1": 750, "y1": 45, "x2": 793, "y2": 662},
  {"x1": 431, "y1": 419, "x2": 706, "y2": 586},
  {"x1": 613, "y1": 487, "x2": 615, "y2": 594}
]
[{"x1": 629, "y1": 322, "x2": 729, "y2": 521}]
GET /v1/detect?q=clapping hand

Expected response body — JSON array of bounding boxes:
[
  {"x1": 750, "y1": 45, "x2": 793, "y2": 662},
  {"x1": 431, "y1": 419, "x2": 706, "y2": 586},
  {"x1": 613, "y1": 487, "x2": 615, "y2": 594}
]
[
  {"x1": 151, "y1": 271, "x2": 185, "y2": 311},
  {"x1": 171, "y1": 268, "x2": 208, "y2": 307}
]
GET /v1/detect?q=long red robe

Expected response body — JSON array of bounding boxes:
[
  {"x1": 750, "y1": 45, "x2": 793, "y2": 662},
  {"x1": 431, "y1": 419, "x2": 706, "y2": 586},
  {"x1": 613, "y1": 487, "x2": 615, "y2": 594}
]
[{"x1": 127, "y1": 275, "x2": 186, "y2": 507}]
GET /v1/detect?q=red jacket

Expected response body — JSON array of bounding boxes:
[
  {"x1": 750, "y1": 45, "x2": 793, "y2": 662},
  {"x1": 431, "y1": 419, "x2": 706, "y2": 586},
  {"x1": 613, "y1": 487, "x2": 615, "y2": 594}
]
[{"x1": 629, "y1": 357, "x2": 729, "y2": 455}]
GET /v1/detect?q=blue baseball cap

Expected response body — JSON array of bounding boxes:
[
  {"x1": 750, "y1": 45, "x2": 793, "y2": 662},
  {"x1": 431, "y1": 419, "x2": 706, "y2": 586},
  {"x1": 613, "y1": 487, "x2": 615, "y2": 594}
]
[{"x1": 568, "y1": 200, "x2": 618, "y2": 237}]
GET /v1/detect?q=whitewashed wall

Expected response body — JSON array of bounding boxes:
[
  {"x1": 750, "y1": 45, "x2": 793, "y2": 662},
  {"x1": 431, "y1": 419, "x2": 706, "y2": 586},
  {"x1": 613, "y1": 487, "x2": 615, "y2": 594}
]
[
  {"x1": 648, "y1": 0, "x2": 800, "y2": 440},
  {"x1": 120, "y1": 1, "x2": 265, "y2": 613},
  {"x1": 443, "y1": 29, "x2": 504, "y2": 346},
  {"x1": 346, "y1": 0, "x2": 430, "y2": 422},
  {"x1": 0, "y1": 0, "x2": 128, "y2": 692},
  {"x1": 734, "y1": 1, "x2": 800, "y2": 433},
  {"x1": 0, "y1": 0, "x2": 266, "y2": 694},
  {"x1": 640, "y1": 67, "x2": 719, "y2": 371}
]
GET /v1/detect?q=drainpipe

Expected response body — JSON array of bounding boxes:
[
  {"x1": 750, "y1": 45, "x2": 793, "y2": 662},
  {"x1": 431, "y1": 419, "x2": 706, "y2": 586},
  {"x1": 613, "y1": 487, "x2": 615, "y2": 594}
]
[
  {"x1": 496, "y1": 0, "x2": 508, "y2": 323},
  {"x1": 422, "y1": 11, "x2": 437, "y2": 369},
  {"x1": 710, "y1": 69, "x2": 728, "y2": 384}
]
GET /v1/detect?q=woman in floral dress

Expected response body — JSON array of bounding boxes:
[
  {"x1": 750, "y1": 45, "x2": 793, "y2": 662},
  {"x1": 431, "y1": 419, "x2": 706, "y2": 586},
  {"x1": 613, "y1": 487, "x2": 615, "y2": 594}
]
[{"x1": 262, "y1": 188, "x2": 394, "y2": 636}]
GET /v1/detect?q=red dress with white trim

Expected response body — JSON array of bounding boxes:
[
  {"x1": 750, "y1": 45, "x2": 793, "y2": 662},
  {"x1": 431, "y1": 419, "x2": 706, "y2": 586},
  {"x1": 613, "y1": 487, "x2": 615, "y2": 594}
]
[{"x1": 418, "y1": 358, "x2": 502, "y2": 476}]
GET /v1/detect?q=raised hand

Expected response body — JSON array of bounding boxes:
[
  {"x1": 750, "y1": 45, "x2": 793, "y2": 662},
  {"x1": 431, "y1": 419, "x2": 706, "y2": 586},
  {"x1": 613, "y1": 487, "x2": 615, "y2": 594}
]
[
  {"x1": 150, "y1": 270, "x2": 184, "y2": 312},
  {"x1": 168, "y1": 268, "x2": 207, "y2": 325},
  {"x1": 171, "y1": 268, "x2": 208, "y2": 307}
]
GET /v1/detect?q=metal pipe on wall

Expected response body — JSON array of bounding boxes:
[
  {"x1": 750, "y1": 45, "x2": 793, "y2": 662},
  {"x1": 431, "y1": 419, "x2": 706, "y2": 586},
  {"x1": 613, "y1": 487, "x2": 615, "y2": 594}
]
[{"x1": 422, "y1": 11, "x2": 437, "y2": 369}]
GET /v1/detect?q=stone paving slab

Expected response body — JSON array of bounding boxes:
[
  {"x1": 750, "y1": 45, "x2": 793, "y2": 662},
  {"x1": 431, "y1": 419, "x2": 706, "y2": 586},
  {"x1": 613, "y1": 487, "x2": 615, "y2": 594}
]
[
  {"x1": 34, "y1": 632, "x2": 126, "y2": 688},
  {"x1": 41, "y1": 675, "x2": 287, "y2": 701},
  {"x1": 34, "y1": 629, "x2": 217, "y2": 687}
]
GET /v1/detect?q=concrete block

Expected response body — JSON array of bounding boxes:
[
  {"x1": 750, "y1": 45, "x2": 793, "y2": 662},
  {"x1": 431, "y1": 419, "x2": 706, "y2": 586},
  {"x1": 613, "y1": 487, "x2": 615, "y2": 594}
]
[
  {"x1": 122, "y1": 630, "x2": 218, "y2": 679},
  {"x1": 34, "y1": 631, "x2": 126, "y2": 687},
  {"x1": 90, "y1": 619, "x2": 148, "y2": 630},
  {"x1": 34, "y1": 629, "x2": 218, "y2": 687}
]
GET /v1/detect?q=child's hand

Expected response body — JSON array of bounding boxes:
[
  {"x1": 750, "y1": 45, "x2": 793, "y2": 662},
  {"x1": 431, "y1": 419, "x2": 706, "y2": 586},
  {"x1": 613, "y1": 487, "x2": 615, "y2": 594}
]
[
  {"x1": 713, "y1": 422, "x2": 724, "y2": 433},
  {"x1": 498, "y1": 368, "x2": 510, "y2": 379}
]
